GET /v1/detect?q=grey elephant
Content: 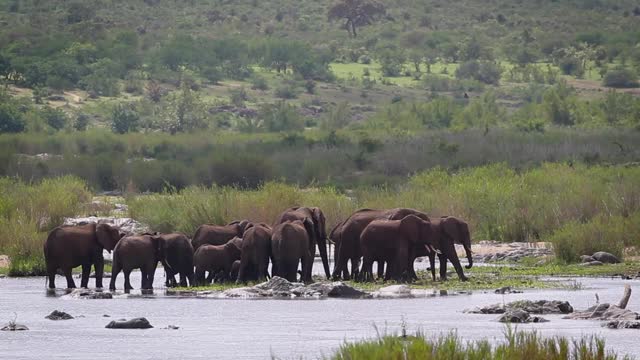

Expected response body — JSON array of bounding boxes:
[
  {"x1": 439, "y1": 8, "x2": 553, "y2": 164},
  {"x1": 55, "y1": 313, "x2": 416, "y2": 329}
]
[
  {"x1": 360, "y1": 215, "x2": 436, "y2": 282},
  {"x1": 193, "y1": 237, "x2": 243, "y2": 285},
  {"x1": 152, "y1": 233, "x2": 194, "y2": 287},
  {"x1": 191, "y1": 220, "x2": 251, "y2": 250},
  {"x1": 109, "y1": 235, "x2": 169, "y2": 292},
  {"x1": 274, "y1": 207, "x2": 330, "y2": 279},
  {"x1": 44, "y1": 223, "x2": 123, "y2": 289},
  {"x1": 271, "y1": 220, "x2": 313, "y2": 283},
  {"x1": 237, "y1": 223, "x2": 272, "y2": 283}
]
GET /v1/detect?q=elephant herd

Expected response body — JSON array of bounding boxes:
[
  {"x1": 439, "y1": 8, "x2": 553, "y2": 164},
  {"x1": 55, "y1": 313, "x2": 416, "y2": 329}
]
[{"x1": 44, "y1": 207, "x2": 473, "y2": 292}]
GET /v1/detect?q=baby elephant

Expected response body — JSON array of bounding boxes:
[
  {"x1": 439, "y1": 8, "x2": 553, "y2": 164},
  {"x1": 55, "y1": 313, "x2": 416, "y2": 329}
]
[
  {"x1": 109, "y1": 235, "x2": 168, "y2": 292},
  {"x1": 194, "y1": 237, "x2": 242, "y2": 285}
]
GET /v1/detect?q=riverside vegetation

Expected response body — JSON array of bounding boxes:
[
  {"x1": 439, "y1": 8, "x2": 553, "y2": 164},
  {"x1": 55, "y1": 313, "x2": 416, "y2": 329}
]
[{"x1": 1, "y1": 162, "x2": 639, "y2": 277}]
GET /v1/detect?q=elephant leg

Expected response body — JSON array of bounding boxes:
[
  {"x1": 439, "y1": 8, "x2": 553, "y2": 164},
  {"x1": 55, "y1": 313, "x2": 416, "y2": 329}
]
[
  {"x1": 80, "y1": 263, "x2": 91, "y2": 288},
  {"x1": 140, "y1": 269, "x2": 148, "y2": 290},
  {"x1": 206, "y1": 270, "x2": 215, "y2": 284},
  {"x1": 94, "y1": 258, "x2": 105, "y2": 288},
  {"x1": 179, "y1": 272, "x2": 187, "y2": 287},
  {"x1": 195, "y1": 268, "x2": 205, "y2": 286},
  {"x1": 64, "y1": 268, "x2": 76, "y2": 289},
  {"x1": 351, "y1": 257, "x2": 361, "y2": 281},
  {"x1": 146, "y1": 264, "x2": 157, "y2": 289},
  {"x1": 428, "y1": 252, "x2": 437, "y2": 282},
  {"x1": 448, "y1": 254, "x2": 468, "y2": 282},
  {"x1": 301, "y1": 257, "x2": 313, "y2": 284},
  {"x1": 438, "y1": 253, "x2": 448, "y2": 281},
  {"x1": 109, "y1": 262, "x2": 121, "y2": 291},
  {"x1": 361, "y1": 258, "x2": 373, "y2": 282},
  {"x1": 47, "y1": 264, "x2": 57, "y2": 289},
  {"x1": 124, "y1": 269, "x2": 133, "y2": 293},
  {"x1": 376, "y1": 261, "x2": 385, "y2": 280}
]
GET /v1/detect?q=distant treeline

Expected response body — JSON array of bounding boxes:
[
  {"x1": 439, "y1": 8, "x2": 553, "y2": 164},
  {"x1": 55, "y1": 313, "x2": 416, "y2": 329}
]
[{"x1": 0, "y1": 128, "x2": 638, "y2": 191}]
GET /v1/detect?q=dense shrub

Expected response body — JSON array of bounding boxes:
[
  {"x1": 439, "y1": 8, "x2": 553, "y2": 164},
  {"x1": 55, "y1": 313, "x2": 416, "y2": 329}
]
[
  {"x1": 551, "y1": 212, "x2": 640, "y2": 263},
  {"x1": 603, "y1": 68, "x2": 639, "y2": 88},
  {"x1": 0, "y1": 176, "x2": 91, "y2": 275},
  {"x1": 455, "y1": 60, "x2": 502, "y2": 85}
]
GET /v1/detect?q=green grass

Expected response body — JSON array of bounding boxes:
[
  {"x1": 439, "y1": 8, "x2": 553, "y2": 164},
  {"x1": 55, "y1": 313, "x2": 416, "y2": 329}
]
[
  {"x1": 471, "y1": 262, "x2": 640, "y2": 278},
  {"x1": 331, "y1": 327, "x2": 632, "y2": 360}
]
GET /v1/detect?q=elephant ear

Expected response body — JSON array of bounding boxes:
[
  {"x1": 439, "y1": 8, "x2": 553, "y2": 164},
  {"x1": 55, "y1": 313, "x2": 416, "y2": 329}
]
[
  {"x1": 96, "y1": 224, "x2": 120, "y2": 252},
  {"x1": 440, "y1": 217, "x2": 463, "y2": 245},
  {"x1": 400, "y1": 215, "x2": 422, "y2": 244}
]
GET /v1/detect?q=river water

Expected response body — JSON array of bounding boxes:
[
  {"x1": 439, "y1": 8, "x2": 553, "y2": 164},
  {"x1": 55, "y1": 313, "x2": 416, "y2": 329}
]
[{"x1": 1, "y1": 269, "x2": 639, "y2": 359}]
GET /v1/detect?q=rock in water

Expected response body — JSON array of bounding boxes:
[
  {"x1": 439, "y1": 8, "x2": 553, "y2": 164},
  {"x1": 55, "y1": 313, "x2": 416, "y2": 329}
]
[
  {"x1": 105, "y1": 317, "x2": 153, "y2": 329},
  {"x1": 604, "y1": 321, "x2": 640, "y2": 329},
  {"x1": 373, "y1": 285, "x2": 413, "y2": 298},
  {"x1": 1, "y1": 323, "x2": 29, "y2": 331},
  {"x1": 564, "y1": 304, "x2": 639, "y2": 321},
  {"x1": 498, "y1": 309, "x2": 549, "y2": 323},
  {"x1": 591, "y1": 251, "x2": 620, "y2": 264},
  {"x1": 495, "y1": 286, "x2": 523, "y2": 294},
  {"x1": 466, "y1": 300, "x2": 573, "y2": 314},
  {"x1": 45, "y1": 310, "x2": 74, "y2": 320},
  {"x1": 63, "y1": 289, "x2": 113, "y2": 299}
]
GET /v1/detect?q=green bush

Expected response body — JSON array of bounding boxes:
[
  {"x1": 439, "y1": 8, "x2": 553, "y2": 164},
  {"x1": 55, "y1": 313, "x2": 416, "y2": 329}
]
[
  {"x1": 603, "y1": 68, "x2": 639, "y2": 88},
  {"x1": 455, "y1": 60, "x2": 503, "y2": 85},
  {"x1": 111, "y1": 103, "x2": 140, "y2": 134},
  {"x1": 550, "y1": 212, "x2": 640, "y2": 263},
  {"x1": 0, "y1": 176, "x2": 91, "y2": 275}
]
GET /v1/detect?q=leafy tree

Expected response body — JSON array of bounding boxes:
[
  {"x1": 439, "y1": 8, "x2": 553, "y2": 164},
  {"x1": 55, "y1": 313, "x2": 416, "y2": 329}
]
[
  {"x1": 260, "y1": 101, "x2": 304, "y2": 132},
  {"x1": 111, "y1": 103, "x2": 140, "y2": 134},
  {"x1": 542, "y1": 81, "x2": 575, "y2": 126},
  {"x1": 41, "y1": 106, "x2": 68, "y2": 131},
  {"x1": 603, "y1": 67, "x2": 639, "y2": 88},
  {"x1": 160, "y1": 84, "x2": 210, "y2": 133},
  {"x1": 74, "y1": 113, "x2": 90, "y2": 131},
  {"x1": 327, "y1": 0, "x2": 385, "y2": 38},
  {"x1": 0, "y1": 101, "x2": 25, "y2": 133},
  {"x1": 80, "y1": 59, "x2": 121, "y2": 97},
  {"x1": 377, "y1": 47, "x2": 406, "y2": 77},
  {"x1": 455, "y1": 60, "x2": 502, "y2": 85}
]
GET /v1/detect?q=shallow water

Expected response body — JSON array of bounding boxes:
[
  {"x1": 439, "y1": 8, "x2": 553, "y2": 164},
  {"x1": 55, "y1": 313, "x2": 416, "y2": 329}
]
[{"x1": 1, "y1": 268, "x2": 639, "y2": 359}]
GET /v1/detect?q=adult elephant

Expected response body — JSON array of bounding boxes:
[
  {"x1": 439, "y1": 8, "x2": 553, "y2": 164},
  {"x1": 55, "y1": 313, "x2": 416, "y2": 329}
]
[
  {"x1": 360, "y1": 215, "x2": 436, "y2": 282},
  {"x1": 44, "y1": 223, "x2": 122, "y2": 289},
  {"x1": 271, "y1": 220, "x2": 313, "y2": 283},
  {"x1": 237, "y1": 223, "x2": 272, "y2": 283},
  {"x1": 191, "y1": 220, "x2": 251, "y2": 250},
  {"x1": 109, "y1": 234, "x2": 169, "y2": 292},
  {"x1": 274, "y1": 207, "x2": 330, "y2": 279},
  {"x1": 152, "y1": 233, "x2": 194, "y2": 287},
  {"x1": 331, "y1": 208, "x2": 430, "y2": 280},
  {"x1": 193, "y1": 237, "x2": 242, "y2": 285},
  {"x1": 423, "y1": 216, "x2": 473, "y2": 282}
]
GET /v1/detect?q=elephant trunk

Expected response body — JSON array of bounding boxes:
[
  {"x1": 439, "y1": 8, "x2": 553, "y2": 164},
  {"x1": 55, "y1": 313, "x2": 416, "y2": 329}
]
[
  {"x1": 318, "y1": 237, "x2": 331, "y2": 279},
  {"x1": 464, "y1": 245, "x2": 473, "y2": 269}
]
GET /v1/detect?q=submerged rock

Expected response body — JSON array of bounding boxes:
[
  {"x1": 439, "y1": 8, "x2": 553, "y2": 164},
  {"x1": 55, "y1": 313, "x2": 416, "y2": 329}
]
[
  {"x1": 465, "y1": 300, "x2": 573, "y2": 315},
  {"x1": 45, "y1": 310, "x2": 74, "y2": 320},
  {"x1": 498, "y1": 309, "x2": 549, "y2": 323},
  {"x1": 1, "y1": 323, "x2": 28, "y2": 331},
  {"x1": 164, "y1": 325, "x2": 180, "y2": 330},
  {"x1": 105, "y1": 317, "x2": 153, "y2": 329},
  {"x1": 63, "y1": 289, "x2": 113, "y2": 299},
  {"x1": 373, "y1": 285, "x2": 413, "y2": 298},
  {"x1": 494, "y1": 286, "x2": 523, "y2": 294},
  {"x1": 604, "y1": 320, "x2": 640, "y2": 329}
]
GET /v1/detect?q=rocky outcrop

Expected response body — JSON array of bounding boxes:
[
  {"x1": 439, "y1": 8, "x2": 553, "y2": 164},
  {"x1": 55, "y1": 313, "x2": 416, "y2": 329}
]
[
  {"x1": 63, "y1": 216, "x2": 148, "y2": 236},
  {"x1": 105, "y1": 317, "x2": 153, "y2": 329},
  {"x1": 62, "y1": 289, "x2": 113, "y2": 299},
  {"x1": 222, "y1": 277, "x2": 368, "y2": 299},
  {"x1": 465, "y1": 300, "x2": 573, "y2": 315},
  {"x1": 498, "y1": 309, "x2": 549, "y2": 323},
  {"x1": 564, "y1": 304, "x2": 639, "y2": 321},
  {"x1": 591, "y1": 251, "x2": 621, "y2": 264},
  {"x1": 372, "y1": 285, "x2": 412, "y2": 298},
  {"x1": 45, "y1": 310, "x2": 74, "y2": 320}
]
